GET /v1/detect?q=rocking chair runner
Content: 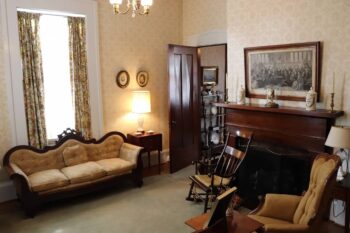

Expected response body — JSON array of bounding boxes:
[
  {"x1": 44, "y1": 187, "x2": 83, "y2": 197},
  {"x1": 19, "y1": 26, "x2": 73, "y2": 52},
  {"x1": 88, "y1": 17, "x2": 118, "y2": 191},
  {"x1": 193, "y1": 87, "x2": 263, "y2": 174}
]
[{"x1": 187, "y1": 130, "x2": 253, "y2": 213}]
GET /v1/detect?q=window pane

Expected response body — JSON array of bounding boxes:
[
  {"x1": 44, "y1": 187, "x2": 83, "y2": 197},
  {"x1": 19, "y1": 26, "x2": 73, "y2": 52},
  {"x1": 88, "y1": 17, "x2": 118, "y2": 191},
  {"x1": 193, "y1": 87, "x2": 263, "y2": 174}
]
[{"x1": 40, "y1": 15, "x2": 75, "y2": 140}]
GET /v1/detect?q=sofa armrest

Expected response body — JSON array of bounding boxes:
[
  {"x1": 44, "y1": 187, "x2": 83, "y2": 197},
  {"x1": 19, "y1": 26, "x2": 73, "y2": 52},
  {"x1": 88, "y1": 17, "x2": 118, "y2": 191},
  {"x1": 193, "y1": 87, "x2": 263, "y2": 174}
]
[
  {"x1": 254, "y1": 193, "x2": 301, "y2": 222},
  {"x1": 8, "y1": 163, "x2": 32, "y2": 191},
  {"x1": 120, "y1": 143, "x2": 143, "y2": 166}
]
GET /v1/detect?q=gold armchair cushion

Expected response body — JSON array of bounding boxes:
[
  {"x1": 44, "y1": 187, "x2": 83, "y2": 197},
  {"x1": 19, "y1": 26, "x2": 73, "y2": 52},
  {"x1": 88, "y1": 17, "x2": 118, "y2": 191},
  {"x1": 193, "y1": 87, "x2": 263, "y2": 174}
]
[
  {"x1": 248, "y1": 215, "x2": 309, "y2": 233},
  {"x1": 254, "y1": 194, "x2": 301, "y2": 222}
]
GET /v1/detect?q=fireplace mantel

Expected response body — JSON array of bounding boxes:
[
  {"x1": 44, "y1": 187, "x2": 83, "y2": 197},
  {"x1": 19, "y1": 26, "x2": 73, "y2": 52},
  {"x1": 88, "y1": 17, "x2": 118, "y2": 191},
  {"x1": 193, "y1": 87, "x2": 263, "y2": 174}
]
[{"x1": 215, "y1": 103, "x2": 344, "y2": 154}]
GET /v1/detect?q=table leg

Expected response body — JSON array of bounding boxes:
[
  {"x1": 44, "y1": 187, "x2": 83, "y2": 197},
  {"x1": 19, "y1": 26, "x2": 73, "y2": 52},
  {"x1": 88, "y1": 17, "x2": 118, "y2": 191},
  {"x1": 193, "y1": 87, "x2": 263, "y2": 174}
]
[
  {"x1": 346, "y1": 193, "x2": 350, "y2": 233},
  {"x1": 158, "y1": 150, "x2": 161, "y2": 174},
  {"x1": 148, "y1": 151, "x2": 151, "y2": 168}
]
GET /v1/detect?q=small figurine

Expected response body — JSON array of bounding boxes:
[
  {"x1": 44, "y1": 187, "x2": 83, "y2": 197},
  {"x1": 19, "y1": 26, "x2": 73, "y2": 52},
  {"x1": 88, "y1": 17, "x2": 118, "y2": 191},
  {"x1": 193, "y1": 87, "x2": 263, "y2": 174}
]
[
  {"x1": 305, "y1": 87, "x2": 317, "y2": 111},
  {"x1": 265, "y1": 87, "x2": 279, "y2": 108},
  {"x1": 237, "y1": 85, "x2": 245, "y2": 105}
]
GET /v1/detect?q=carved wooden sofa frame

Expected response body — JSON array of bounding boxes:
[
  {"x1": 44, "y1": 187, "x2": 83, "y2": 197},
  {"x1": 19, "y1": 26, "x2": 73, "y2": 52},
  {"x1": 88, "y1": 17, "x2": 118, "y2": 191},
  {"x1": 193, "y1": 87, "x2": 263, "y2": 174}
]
[{"x1": 2, "y1": 131, "x2": 143, "y2": 217}]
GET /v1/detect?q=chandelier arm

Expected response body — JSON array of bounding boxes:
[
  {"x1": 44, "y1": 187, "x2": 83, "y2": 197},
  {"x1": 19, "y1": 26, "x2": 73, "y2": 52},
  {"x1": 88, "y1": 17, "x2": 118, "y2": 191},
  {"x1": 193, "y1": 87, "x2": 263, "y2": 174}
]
[
  {"x1": 118, "y1": 6, "x2": 131, "y2": 14},
  {"x1": 137, "y1": 7, "x2": 150, "y2": 15}
]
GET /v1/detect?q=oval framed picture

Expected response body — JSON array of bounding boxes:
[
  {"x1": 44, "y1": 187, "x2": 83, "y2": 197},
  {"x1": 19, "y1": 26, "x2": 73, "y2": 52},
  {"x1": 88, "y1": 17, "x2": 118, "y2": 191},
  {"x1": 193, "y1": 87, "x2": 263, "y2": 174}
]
[
  {"x1": 116, "y1": 70, "x2": 130, "y2": 88},
  {"x1": 136, "y1": 71, "x2": 149, "y2": 87}
]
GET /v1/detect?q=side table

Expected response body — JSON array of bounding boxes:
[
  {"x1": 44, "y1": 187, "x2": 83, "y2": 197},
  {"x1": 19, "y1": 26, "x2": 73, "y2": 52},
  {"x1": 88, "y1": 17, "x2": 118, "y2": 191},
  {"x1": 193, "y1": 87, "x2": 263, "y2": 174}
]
[
  {"x1": 127, "y1": 132, "x2": 162, "y2": 174},
  {"x1": 332, "y1": 174, "x2": 350, "y2": 233}
]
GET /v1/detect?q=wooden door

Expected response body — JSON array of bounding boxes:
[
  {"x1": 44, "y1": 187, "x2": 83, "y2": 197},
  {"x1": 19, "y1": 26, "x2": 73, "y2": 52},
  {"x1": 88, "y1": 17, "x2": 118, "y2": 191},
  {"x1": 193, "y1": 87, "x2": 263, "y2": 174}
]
[{"x1": 168, "y1": 45, "x2": 200, "y2": 173}]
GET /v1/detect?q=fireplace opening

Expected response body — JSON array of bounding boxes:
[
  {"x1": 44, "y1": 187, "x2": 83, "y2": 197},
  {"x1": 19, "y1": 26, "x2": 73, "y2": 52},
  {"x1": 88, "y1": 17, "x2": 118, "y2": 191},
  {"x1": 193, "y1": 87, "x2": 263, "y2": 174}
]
[{"x1": 234, "y1": 144, "x2": 312, "y2": 209}]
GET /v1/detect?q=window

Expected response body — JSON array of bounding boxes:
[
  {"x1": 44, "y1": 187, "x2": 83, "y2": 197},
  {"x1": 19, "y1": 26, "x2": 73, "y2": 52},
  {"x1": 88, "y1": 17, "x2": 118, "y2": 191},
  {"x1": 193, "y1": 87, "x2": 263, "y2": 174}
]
[
  {"x1": 4, "y1": 0, "x2": 103, "y2": 146},
  {"x1": 39, "y1": 15, "x2": 75, "y2": 140}
]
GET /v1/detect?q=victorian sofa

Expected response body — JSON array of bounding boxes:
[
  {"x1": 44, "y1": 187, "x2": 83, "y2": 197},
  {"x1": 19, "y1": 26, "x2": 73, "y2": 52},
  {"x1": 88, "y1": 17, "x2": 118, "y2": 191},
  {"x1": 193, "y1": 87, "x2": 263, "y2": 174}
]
[{"x1": 3, "y1": 131, "x2": 143, "y2": 217}]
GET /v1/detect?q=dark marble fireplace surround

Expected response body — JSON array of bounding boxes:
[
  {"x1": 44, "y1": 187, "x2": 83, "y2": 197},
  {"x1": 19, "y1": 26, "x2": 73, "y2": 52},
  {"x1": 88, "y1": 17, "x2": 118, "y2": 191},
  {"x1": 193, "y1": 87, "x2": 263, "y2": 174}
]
[{"x1": 215, "y1": 103, "x2": 344, "y2": 208}]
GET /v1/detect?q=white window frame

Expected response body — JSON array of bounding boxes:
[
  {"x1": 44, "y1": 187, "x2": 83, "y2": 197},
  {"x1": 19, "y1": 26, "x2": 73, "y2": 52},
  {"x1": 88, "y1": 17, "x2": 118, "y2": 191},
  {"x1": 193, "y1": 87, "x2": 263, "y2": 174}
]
[{"x1": 0, "y1": 0, "x2": 103, "y2": 145}]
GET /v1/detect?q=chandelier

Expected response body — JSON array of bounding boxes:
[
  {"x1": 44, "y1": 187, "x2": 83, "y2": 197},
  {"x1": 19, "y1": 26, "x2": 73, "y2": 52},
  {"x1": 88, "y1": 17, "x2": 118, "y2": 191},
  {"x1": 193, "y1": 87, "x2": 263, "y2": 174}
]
[{"x1": 109, "y1": 0, "x2": 153, "y2": 17}]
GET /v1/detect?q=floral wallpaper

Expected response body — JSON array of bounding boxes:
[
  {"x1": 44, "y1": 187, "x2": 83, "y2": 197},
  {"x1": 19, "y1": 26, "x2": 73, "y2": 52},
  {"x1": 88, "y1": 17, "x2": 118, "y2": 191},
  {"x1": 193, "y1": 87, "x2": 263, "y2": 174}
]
[
  {"x1": 227, "y1": 0, "x2": 350, "y2": 126},
  {"x1": 98, "y1": 0, "x2": 183, "y2": 149},
  {"x1": 0, "y1": 18, "x2": 13, "y2": 182},
  {"x1": 182, "y1": 0, "x2": 227, "y2": 45}
]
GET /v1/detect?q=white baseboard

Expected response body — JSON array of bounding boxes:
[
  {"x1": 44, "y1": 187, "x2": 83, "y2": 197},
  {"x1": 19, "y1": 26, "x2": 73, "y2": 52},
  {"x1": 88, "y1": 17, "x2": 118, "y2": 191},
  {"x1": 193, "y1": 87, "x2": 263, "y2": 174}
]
[{"x1": 0, "y1": 181, "x2": 16, "y2": 203}]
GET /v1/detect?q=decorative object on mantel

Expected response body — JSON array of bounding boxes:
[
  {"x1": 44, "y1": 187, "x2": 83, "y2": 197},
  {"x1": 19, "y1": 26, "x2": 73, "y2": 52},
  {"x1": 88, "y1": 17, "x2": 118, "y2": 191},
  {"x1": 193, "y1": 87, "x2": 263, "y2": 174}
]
[
  {"x1": 325, "y1": 126, "x2": 350, "y2": 181},
  {"x1": 109, "y1": 0, "x2": 153, "y2": 17},
  {"x1": 244, "y1": 42, "x2": 321, "y2": 101},
  {"x1": 237, "y1": 85, "x2": 246, "y2": 105},
  {"x1": 225, "y1": 73, "x2": 229, "y2": 103},
  {"x1": 132, "y1": 90, "x2": 151, "y2": 133},
  {"x1": 265, "y1": 87, "x2": 279, "y2": 108},
  {"x1": 116, "y1": 70, "x2": 130, "y2": 88},
  {"x1": 136, "y1": 71, "x2": 149, "y2": 87},
  {"x1": 305, "y1": 87, "x2": 317, "y2": 111}
]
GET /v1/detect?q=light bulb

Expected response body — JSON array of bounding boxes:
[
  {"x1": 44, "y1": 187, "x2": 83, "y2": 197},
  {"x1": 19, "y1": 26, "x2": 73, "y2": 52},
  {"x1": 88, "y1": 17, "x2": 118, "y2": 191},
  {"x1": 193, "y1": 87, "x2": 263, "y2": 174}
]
[
  {"x1": 141, "y1": 0, "x2": 153, "y2": 6},
  {"x1": 109, "y1": 0, "x2": 123, "y2": 4}
]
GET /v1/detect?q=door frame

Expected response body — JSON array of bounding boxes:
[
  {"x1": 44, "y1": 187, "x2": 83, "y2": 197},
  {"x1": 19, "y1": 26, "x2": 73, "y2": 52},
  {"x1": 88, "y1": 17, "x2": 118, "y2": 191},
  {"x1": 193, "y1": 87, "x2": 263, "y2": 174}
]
[{"x1": 168, "y1": 43, "x2": 228, "y2": 173}]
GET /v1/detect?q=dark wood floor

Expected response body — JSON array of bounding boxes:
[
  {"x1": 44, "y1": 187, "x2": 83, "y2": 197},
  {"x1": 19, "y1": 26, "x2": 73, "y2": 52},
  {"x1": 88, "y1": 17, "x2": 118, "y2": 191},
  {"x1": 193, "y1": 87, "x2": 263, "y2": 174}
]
[{"x1": 0, "y1": 162, "x2": 346, "y2": 233}]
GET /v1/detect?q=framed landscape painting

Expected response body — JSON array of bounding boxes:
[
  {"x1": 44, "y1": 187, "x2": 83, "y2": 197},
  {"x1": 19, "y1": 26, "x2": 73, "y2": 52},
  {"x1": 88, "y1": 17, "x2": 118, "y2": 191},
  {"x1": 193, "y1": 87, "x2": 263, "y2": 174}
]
[
  {"x1": 244, "y1": 42, "x2": 321, "y2": 101},
  {"x1": 202, "y1": 66, "x2": 219, "y2": 86}
]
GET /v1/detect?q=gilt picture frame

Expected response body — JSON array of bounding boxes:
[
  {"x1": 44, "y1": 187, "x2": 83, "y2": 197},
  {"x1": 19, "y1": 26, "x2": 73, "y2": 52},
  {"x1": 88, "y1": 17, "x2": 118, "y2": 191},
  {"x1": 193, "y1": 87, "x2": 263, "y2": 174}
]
[
  {"x1": 202, "y1": 66, "x2": 219, "y2": 86},
  {"x1": 136, "y1": 71, "x2": 149, "y2": 87},
  {"x1": 244, "y1": 42, "x2": 321, "y2": 101},
  {"x1": 116, "y1": 70, "x2": 130, "y2": 88}
]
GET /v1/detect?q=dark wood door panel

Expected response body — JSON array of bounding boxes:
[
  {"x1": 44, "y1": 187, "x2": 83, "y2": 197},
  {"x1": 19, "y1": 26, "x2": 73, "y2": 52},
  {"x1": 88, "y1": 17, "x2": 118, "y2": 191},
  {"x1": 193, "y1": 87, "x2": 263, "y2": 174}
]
[{"x1": 169, "y1": 45, "x2": 200, "y2": 173}]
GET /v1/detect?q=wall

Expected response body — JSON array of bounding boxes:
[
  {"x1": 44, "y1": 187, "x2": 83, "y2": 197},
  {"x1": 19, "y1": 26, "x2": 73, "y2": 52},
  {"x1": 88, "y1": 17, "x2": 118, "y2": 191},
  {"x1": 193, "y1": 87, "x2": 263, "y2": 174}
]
[
  {"x1": 98, "y1": 0, "x2": 183, "y2": 150},
  {"x1": 226, "y1": 0, "x2": 350, "y2": 225},
  {"x1": 0, "y1": 5, "x2": 13, "y2": 182},
  {"x1": 182, "y1": 0, "x2": 227, "y2": 46},
  {"x1": 227, "y1": 0, "x2": 350, "y2": 126},
  {"x1": 199, "y1": 45, "x2": 226, "y2": 92}
]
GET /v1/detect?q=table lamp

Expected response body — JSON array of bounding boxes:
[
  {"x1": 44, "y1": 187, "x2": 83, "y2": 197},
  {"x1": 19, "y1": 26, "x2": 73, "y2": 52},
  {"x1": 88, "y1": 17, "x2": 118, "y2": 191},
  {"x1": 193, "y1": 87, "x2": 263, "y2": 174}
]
[
  {"x1": 132, "y1": 91, "x2": 151, "y2": 134},
  {"x1": 325, "y1": 126, "x2": 350, "y2": 180}
]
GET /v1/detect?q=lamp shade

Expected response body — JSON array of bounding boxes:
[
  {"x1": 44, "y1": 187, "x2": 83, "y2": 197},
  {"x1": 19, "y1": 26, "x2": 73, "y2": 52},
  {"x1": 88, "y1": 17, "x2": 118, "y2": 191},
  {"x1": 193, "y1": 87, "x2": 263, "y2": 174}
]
[
  {"x1": 325, "y1": 126, "x2": 350, "y2": 149},
  {"x1": 132, "y1": 91, "x2": 151, "y2": 114}
]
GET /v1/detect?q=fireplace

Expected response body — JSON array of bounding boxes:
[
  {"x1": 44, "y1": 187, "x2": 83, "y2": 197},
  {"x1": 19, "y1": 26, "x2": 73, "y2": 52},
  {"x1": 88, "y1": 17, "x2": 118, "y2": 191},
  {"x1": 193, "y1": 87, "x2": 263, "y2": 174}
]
[
  {"x1": 215, "y1": 103, "x2": 344, "y2": 209},
  {"x1": 235, "y1": 144, "x2": 311, "y2": 208}
]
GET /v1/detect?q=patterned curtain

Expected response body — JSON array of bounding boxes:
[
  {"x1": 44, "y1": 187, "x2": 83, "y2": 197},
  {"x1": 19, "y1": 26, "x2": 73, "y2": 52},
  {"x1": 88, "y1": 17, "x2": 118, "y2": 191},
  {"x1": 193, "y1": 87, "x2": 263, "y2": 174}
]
[
  {"x1": 18, "y1": 12, "x2": 47, "y2": 148},
  {"x1": 68, "y1": 17, "x2": 92, "y2": 139}
]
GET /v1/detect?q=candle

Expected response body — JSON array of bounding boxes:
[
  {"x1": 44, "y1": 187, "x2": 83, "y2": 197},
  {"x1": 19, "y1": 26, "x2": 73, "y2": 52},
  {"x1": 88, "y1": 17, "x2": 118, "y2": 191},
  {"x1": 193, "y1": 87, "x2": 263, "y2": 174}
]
[{"x1": 332, "y1": 72, "x2": 335, "y2": 93}]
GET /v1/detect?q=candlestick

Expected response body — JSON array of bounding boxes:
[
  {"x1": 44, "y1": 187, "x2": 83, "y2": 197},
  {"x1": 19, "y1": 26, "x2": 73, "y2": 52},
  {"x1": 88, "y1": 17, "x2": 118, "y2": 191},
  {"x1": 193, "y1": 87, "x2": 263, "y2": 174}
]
[
  {"x1": 332, "y1": 72, "x2": 335, "y2": 93},
  {"x1": 330, "y1": 93, "x2": 335, "y2": 113}
]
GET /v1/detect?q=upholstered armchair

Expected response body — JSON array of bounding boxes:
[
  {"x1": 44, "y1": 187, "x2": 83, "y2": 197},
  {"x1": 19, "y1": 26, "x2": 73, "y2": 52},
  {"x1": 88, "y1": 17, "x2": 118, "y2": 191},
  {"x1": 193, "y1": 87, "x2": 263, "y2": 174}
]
[{"x1": 248, "y1": 154, "x2": 340, "y2": 233}]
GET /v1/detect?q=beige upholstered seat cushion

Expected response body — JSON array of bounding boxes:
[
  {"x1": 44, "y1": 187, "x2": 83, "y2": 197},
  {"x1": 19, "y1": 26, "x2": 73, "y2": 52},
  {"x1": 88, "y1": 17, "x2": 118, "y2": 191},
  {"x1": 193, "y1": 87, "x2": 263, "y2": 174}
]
[
  {"x1": 62, "y1": 145, "x2": 89, "y2": 166},
  {"x1": 28, "y1": 169, "x2": 69, "y2": 192},
  {"x1": 248, "y1": 215, "x2": 309, "y2": 233},
  {"x1": 61, "y1": 162, "x2": 106, "y2": 184},
  {"x1": 194, "y1": 174, "x2": 230, "y2": 187},
  {"x1": 96, "y1": 158, "x2": 134, "y2": 176}
]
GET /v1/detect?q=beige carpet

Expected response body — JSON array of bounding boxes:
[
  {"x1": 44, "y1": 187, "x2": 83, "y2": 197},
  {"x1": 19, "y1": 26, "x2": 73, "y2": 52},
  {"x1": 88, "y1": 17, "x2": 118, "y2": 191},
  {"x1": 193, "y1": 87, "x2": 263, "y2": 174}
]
[{"x1": 0, "y1": 166, "x2": 205, "y2": 233}]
